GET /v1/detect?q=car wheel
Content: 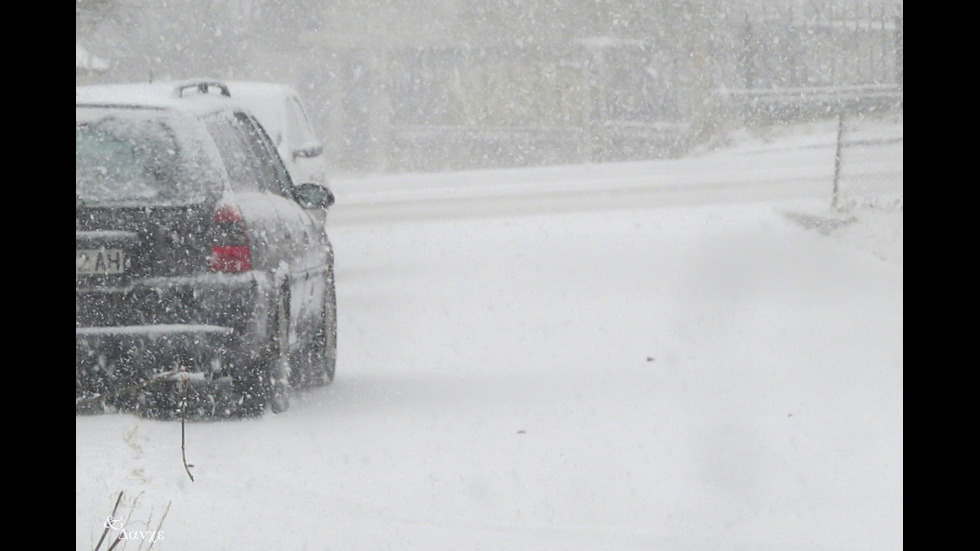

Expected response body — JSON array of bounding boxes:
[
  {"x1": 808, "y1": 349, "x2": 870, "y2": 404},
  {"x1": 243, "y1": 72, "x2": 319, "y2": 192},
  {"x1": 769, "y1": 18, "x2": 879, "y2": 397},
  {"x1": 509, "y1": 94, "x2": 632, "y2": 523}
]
[
  {"x1": 310, "y1": 276, "x2": 337, "y2": 387},
  {"x1": 233, "y1": 363, "x2": 265, "y2": 417},
  {"x1": 268, "y1": 288, "x2": 293, "y2": 413},
  {"x1": 234, "y1": 289, "x2": 292, "y2": 417}
]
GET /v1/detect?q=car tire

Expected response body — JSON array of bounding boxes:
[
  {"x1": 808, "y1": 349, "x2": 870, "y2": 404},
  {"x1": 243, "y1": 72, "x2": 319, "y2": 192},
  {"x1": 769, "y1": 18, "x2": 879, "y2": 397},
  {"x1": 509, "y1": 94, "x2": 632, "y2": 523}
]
[
  {"x1": 234, "y1": 289, "x2": 292, "y2": 417},
  {"x1": 268, "y1": 288, "x2": 292, "y2": 413},
  {"x1": 310, "y1": 276, "x2": 337, "y2": 387},
  {"x1": 233, "y1": 363, "x2": 264, "y2": 417}
]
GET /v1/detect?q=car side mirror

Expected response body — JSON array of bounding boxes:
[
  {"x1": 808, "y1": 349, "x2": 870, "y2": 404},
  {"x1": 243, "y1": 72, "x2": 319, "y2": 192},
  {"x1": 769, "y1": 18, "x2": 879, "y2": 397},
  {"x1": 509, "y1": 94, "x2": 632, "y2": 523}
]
[
  {"x1": 292, "y1": 182, "x2": 334, "y2": 210},
  {"x1": 293, "y1": 141, "x2": 324, "y2": 160}
]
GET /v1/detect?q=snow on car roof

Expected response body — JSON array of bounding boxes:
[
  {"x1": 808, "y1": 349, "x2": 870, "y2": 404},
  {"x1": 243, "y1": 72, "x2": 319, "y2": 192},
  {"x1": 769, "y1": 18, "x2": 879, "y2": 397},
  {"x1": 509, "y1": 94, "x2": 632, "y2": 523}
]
[
  {"x1": 75, "y1": 80, "x2": 242, "y2": 116},
  {"x1": 222, "y1": 80, "x2": 297, "y2": 98}
]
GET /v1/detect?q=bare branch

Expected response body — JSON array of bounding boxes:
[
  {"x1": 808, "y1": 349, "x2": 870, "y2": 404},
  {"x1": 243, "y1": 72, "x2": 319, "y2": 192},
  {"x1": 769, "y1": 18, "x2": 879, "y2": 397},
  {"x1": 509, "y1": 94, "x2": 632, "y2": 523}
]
[
  {"x1": 106, "y1": 531, "x2": 125, "y2": 551},
  {"x1": 181, "y1": 374, "x2": 195, "y2": 482},
  {"x1": 145, "y1": 501, "x2": 171, "y2": 551},
  {"x1": 94, "y1": 491, "x2": 124, "y2": 551},
  {"x1": 93, "y1": 491, "x2": 122, "y2": 551}
]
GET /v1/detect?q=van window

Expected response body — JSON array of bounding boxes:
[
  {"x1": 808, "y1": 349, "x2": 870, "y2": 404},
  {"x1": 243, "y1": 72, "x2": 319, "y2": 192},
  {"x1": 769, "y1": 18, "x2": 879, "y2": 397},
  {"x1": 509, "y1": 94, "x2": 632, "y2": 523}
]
[{"x1": 286, "y1": 96, "x2": 318, "y2": 146}]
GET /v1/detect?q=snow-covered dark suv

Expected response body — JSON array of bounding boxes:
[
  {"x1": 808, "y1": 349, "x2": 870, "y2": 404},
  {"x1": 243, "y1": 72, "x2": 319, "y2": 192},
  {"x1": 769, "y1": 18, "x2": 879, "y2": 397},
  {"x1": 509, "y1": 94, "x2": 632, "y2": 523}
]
[{"x1": 76, "y1": 80, "x2": 337, "y2": 416}]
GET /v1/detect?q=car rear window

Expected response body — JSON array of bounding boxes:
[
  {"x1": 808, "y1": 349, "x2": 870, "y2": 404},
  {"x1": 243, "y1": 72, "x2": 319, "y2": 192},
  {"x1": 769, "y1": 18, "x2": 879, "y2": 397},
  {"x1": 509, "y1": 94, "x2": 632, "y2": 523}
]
[{"x1": 76, "y1": 106, "x2": 225, "y2": 205}]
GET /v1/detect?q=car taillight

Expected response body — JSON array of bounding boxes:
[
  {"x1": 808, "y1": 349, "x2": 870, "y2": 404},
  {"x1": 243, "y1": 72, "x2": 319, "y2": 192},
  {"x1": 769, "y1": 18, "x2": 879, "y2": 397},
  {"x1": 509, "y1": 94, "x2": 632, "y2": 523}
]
[{"x1": 210, "y1": 204, "x2": 251, "y2": 273}]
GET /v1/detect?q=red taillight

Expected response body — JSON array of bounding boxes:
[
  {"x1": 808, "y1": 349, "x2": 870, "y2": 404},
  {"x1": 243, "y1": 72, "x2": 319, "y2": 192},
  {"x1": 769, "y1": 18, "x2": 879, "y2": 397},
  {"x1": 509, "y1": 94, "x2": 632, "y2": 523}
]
[
  {"x1": 210, "y1": 204, "x2": 251, "y2": 273},
  {"x1": 210, "y1": 245, "x2": 251, "y2": 272}
]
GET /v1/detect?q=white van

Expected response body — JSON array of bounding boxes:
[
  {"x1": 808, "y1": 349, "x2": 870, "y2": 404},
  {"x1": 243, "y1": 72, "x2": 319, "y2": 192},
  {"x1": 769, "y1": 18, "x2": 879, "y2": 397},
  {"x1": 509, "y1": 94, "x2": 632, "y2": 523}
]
[{"x1": 223, "y1": 81, "x2": 329, "y2": 186}]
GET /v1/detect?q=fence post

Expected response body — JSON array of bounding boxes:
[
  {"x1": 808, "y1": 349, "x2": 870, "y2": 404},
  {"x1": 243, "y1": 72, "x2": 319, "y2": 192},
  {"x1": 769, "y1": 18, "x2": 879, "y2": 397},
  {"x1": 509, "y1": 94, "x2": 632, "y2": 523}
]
[
  {"x1": 894, "y1": 6, "x2": 903, "y2": 86},
  {"x1": 832, "y1": 111, "x2": 844, "y2": 211}
]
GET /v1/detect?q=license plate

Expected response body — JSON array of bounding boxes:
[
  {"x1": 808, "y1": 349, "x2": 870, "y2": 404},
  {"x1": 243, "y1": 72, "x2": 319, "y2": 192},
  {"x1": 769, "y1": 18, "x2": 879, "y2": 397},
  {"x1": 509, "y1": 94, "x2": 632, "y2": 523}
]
[{"x1": 76, "y1": 248, "x2": 126, "y2": 275}]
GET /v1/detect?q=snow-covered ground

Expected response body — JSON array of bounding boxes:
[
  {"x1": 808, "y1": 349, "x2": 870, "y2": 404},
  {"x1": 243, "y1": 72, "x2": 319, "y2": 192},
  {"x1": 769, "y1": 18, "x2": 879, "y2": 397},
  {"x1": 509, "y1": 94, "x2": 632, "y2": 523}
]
[{"x1": 76, "y1": 116, "x2": 902, "y2": 551}]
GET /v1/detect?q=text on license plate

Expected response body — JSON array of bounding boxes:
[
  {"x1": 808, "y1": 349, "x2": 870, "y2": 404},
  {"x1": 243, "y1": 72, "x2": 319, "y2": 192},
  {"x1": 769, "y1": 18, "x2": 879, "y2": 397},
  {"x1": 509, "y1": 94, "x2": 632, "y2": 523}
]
[{"x1": 76, "y1": 248, "x2": 126, "y2": 275}]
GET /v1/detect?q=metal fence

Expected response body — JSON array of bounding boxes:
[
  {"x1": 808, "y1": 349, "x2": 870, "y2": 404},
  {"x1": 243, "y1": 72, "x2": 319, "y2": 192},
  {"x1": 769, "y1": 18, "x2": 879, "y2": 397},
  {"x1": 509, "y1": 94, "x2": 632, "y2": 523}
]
[{"x1": 311, "y1": 3, "x2": 903, "y2": 172}]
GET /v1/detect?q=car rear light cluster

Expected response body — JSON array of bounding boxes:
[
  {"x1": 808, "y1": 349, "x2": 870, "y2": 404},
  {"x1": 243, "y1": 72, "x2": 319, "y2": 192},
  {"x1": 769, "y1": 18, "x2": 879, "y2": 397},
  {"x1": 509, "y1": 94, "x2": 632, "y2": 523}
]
[{"x1": 210, "y1": 204, "x2": 251, "y2": 273}]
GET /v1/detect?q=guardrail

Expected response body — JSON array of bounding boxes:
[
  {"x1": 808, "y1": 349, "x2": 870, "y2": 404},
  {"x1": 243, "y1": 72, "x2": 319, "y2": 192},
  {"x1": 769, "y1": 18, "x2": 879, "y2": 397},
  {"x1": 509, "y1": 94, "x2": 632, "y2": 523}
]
[{"x1": 723, "y1": 84, "x2": 903, "y2": 125}]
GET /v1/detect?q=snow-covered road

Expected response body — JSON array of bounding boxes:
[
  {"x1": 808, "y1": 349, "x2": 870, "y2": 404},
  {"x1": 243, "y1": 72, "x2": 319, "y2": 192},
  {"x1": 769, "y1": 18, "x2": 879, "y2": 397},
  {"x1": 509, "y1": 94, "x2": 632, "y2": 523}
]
[
  {"x1": 328, "y1": 118, "x2": 901, "y2": 223},
  {"x1": 76, "y1": 119, "x2": 903, "y2": 551}
]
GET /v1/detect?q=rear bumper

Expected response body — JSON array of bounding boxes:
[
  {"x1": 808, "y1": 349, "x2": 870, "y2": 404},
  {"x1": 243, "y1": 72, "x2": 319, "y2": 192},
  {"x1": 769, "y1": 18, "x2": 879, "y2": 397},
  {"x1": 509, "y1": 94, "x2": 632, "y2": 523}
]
[
  {"x1": 76, "y1": 272, "x2": 275, "y2": 398},
  {"x1": 76, "y1": 325, "x2": 235, "y2": 397}
]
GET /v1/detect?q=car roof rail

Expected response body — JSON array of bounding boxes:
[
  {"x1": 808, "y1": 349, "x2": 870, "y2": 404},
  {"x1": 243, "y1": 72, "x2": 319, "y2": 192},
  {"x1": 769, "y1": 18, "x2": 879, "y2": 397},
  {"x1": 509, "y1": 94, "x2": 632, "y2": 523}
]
[{"x1": 173, "y1": 80, "x2": 231, "y2": 98}]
